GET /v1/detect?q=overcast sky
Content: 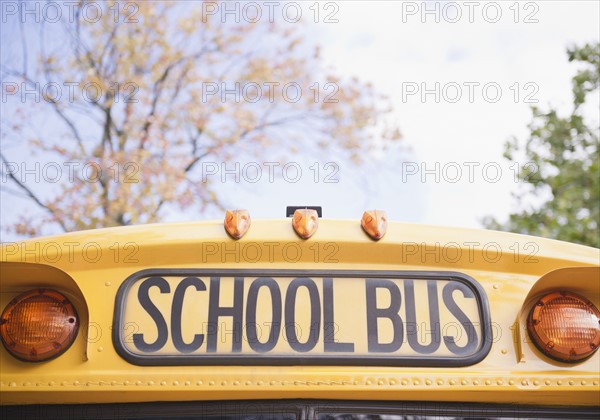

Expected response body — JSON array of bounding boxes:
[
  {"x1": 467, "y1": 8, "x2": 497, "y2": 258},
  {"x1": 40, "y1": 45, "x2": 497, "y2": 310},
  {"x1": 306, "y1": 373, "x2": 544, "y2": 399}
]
[
  {"x1": 202, "y1": 1, "x2": 600, "y2": 225},
  {"x1": 1, "y1": 1, "x2": 599, "y2": 240}
]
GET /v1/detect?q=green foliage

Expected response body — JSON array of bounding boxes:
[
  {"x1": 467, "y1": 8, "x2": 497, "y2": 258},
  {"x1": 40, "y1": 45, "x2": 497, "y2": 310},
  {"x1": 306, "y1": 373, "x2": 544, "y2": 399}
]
[{"x1": 483, "y1": 43, "x2": 599, "y2": 248}]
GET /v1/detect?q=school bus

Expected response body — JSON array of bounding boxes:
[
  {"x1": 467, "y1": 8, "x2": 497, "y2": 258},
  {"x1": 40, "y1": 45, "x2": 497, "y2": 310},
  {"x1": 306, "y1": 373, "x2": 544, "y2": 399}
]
[{"x1": 1, "y1": 209, "x2": 599, "y2": 418}]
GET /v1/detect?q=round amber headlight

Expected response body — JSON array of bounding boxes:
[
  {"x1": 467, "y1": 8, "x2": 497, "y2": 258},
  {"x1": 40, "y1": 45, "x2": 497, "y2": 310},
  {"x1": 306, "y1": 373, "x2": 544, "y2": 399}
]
[
  {"x1": 527, "y1": 291, "x2": 600, "y2": 362},
  {"x1": 0, "y1": 289, "x2": 79, "y2": 362}
]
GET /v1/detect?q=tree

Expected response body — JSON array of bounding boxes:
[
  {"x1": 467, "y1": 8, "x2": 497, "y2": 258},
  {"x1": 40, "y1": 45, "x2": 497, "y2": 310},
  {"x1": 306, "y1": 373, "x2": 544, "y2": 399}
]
[
  {"x1": 1, "y1": 1, "x2": 400, "y2": 237},
  {"x1": 483, "y1": 43, "x2": 599, "y2": 248}
]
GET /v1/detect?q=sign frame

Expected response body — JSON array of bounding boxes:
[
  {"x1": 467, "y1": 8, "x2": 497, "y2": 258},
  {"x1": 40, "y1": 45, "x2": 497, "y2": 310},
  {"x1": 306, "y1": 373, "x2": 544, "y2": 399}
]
[{"x1": 112, "y1": 269, "x2": 492, "y2": 367}]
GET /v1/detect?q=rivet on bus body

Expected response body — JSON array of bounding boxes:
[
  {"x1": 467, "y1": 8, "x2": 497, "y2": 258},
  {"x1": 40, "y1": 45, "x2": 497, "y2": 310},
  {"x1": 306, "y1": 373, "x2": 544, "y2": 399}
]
[
  {"x1": 224, "y1": 209, "x2": 251, "y2": 239},
  {"x1": 292, "y1": 209, "x2": 319, "y2": 239},
  {"x1": 361, "y1": 210, "x2": 387, "y2": 240}
]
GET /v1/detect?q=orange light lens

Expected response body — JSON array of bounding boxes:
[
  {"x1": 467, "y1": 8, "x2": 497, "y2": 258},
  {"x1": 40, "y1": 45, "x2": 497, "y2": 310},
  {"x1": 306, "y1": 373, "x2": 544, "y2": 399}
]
[
  {"x1": 361, "y1": 210, "x2": 387, "y2": 240},
  {"x1": 0, "y1": 289, "x2": 79, "y2": 362},
  {"x1": 527, "y1": 291, "x2": 600, "y2": 362},
  {"x1": 292, "y1": 209, "x2": 319, "y2": 239},
  {"x1": 224, "y1": 209, "x2": 251, "y2": 239}
]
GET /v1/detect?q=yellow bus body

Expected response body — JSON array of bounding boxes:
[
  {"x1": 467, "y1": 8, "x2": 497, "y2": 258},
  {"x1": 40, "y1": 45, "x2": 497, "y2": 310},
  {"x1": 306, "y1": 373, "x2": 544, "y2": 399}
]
[{"x1": 1, "y1": 220, "x2": 599, "y2": 407}]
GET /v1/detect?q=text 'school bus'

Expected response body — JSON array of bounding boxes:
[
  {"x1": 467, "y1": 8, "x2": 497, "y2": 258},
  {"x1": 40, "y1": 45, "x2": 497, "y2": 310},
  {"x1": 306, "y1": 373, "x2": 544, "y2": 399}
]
[{"x1": 1, "y1": 208, "x2": 599, "y2": 419}]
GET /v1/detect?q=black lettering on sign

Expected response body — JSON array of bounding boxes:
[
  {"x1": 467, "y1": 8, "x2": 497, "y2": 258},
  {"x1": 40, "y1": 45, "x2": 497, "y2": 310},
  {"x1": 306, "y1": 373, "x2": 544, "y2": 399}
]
[
  {"x1": 133, "y1": 276, "x2": 170, "y2": 352},
  {"x1": 404, "y1": 280, "x2": 441, "y2": 354},
  {"x1": 323, "y1": 278, "x2": 354, "y2": 353},
  {"x1": 285, "y1": 278, "x2": 321, "y2": 352},
  {"x1": 246, "y1": 277, "x2": 282, "y2": 353},
  {"x1": 207, "y1": 277, "x2": 244, "y2": 353},
  {"x1": 171, "y1": 276, "x2": 206, "y2": 353},
  {"x1": 365, "y1": 279, "x2": 403, "y2": 352},
  {"x1": 443, "y1": 282, "x2": 478, "y2": 355}
]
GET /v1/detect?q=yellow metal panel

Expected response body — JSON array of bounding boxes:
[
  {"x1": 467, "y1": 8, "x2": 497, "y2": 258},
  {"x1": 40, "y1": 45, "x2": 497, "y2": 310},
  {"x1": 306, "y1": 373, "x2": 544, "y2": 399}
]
[{"x1": 1, "y1": 220, "x2": 599, "y2": 406}]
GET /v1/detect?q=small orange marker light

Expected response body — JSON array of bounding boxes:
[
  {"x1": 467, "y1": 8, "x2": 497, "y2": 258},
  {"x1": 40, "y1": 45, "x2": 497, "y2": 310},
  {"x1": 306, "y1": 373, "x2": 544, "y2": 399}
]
[
  {"x1": 527, "y1": 291, "x2": 600, "y2": 363},
  {"x1": 292, "y1": 208, "x2": 319, "y2": 239},
  {"x1": 224, "y1": 209, "x2": 251, "y2": 239},
  {"x1": 361, "y1": 210, "x2": 387, "y2": 240},
  {"x1": 0, "y1": 289, "x2": 79, "y2": 362}
]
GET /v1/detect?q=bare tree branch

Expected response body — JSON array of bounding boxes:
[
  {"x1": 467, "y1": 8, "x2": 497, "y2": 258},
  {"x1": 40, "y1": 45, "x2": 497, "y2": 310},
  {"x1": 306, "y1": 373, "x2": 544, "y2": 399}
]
[
  {"x1": 2, "y1": 67, "x2": 88, "y2": 155},
  {"x1": 0, "y1": 152, "x2": 67, "y2": 232},
  {"x1": 139, "y1": 46, "x2": 216, "y2": 150}
]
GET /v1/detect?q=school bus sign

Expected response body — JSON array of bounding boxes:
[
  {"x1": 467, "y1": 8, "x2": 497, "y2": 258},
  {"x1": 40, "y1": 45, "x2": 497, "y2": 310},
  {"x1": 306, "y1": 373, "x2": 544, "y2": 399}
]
[{"x1": 114, "y1": 270, "x2": 490, "y2": 366}]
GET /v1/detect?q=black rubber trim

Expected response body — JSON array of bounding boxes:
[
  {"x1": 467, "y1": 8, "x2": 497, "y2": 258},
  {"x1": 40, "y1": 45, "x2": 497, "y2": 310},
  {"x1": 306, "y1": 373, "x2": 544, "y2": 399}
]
[
  {"x1": 112, "y1": 269, "x2": 492, "y2": 367},
  {"x1": 3, "y1": 400, "x2": 599, "y2": 419}
]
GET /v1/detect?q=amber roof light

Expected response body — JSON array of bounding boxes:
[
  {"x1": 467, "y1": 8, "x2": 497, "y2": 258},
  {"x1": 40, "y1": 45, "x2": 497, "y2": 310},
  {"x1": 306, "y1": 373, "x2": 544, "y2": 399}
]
[
  {"x1": 292, "y1": 208, "x2": 319, "y2": 239},
  {"x1": 527, "y1": 291, "x2": 600, "y2": 363},
  {"x1": 361, "y1": 210, "x2": 387, "y2": 240},
  {"x1": 0, "y1": 289, "x2": 79, "y2": 362},
  {"x1": 224, "y1": 209, "x2": 251, "y2": 239}
]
